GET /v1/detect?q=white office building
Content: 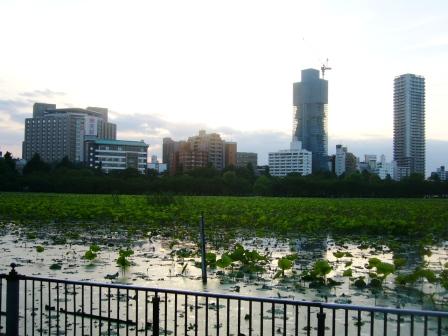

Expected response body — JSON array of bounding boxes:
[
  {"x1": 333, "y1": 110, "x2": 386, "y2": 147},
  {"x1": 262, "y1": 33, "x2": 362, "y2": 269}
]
[
  {"x1": 335, "y1": 145, "x2": 347, "y2": 176},
  {"x1": 268, "y1": 139, "x2": 312, "y2": 177},
  {"x1": 84, "y1": 139, "x2": 148, "y2": 174}
]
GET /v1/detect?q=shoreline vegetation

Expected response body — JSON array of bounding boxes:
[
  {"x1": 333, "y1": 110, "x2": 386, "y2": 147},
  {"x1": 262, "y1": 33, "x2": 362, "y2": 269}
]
[{"x1": 1, "y1": 153, "x2": 448, "y2": 198}]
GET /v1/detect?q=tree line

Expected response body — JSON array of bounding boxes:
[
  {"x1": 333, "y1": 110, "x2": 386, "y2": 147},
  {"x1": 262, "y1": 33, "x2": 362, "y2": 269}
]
[{"x1": 1, "y1": 153, "x2": 447, "y2": 197}]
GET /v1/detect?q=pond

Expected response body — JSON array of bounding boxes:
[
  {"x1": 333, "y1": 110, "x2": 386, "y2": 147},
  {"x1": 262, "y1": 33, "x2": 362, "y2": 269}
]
[{"x1": 1, "y1": 221, "x2": 447, "y2": 312}]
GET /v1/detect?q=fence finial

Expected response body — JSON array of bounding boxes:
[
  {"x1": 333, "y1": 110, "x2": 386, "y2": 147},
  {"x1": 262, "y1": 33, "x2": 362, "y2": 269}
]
[{"x1": 8, "y1": 263, "x2": 18, "y2": 278}]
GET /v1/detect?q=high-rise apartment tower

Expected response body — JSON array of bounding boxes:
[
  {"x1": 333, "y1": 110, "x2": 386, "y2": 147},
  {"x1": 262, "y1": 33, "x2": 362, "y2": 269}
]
[
  {"x1": 293, "y1": 69, "x2": 329, "y2": 172},
  {"x1": 393, "y1": 74, "x2": 425, "y2": 179}
]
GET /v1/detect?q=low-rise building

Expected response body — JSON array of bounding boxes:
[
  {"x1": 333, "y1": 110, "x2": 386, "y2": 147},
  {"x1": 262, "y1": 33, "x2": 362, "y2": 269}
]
[
  {"x1": 268, "y1": 139, "x2": 312, "y2": 177},
  {"x1": 236, "y1": 152, "x2": 258, "y2": 168},
  {"x1": 84, "y1": 139, "x2": 148, "y2": 174},
  {"x1": 334, "y1": 145, "x2": 357, "y2": 177},
  {"x1": 432, "y1": 166, "x2": 447, "y2": 181}
]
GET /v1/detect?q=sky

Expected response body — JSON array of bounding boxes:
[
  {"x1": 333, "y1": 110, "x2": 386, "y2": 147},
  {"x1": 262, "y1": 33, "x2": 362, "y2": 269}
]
[{"x1": 0, "y1": 0, "x2": 447, "y2": 174}]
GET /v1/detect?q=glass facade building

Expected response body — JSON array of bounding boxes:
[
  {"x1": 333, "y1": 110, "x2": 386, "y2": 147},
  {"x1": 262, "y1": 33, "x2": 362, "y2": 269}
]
[{"x1": 292, "y1": 69, "x2": 329, "y2": 172}]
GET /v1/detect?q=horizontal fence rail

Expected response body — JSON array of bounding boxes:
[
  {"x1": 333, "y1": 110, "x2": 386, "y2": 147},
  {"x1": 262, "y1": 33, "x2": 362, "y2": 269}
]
[{"x1": 1, "y1": 265, "x2": 448, "y2": 335}]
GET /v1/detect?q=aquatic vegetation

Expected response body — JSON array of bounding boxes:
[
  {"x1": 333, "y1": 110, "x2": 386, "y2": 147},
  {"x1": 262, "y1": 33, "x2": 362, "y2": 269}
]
[
  {"x1": 354, "y1": 277, "x2": 367, "y2": 289},
  {"x1": 1, "y1": 193, "x2": 448, "y2": 238},
  {"x1": 393, "y1": 257, "x2": 407, "y2": 269},
  {"x1": 117, "y1": 248, "x2": 134, "y2": 268},
  {"x1": 49, "y1": 263, "x2": 62, "y2": 270},
  {"x1": 343, "y1": 268, "x2": 353, "y2": 277}
]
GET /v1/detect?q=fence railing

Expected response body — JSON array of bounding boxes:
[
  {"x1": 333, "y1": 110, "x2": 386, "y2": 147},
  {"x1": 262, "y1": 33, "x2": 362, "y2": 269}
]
[{"x1": 1, "y1": 263, "x2": 447, "y2": 336}]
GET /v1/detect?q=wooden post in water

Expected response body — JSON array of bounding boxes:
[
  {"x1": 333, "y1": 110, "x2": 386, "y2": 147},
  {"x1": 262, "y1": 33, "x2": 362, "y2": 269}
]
[{"x1": 200, "y1": 212, "x2": 207, "y2": 283}]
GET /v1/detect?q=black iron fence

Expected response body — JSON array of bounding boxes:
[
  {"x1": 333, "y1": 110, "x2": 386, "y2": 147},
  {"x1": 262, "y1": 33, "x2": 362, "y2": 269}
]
[{"x1": 1, "y1": 264, "x2": 448, "y2": 336}]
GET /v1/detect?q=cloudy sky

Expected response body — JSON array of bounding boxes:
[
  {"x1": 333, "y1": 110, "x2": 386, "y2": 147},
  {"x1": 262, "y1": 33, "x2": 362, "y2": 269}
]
[{"x1": 0, "y1": 0, "x2": 447, "y2": 173}]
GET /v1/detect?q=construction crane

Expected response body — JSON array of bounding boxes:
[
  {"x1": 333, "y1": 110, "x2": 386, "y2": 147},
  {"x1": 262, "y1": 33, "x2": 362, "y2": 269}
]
[
  {"x1": 301, "y1": 38, "x2": 332, "y2": 79},
  {"x1": 320, "y1": 58, "x2": 332, "y2": 79}
]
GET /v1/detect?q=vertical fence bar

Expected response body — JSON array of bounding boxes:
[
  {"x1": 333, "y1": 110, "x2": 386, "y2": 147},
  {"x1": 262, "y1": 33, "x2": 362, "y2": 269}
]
[
  {"x1": 424, "y1": 315, "x2": 428, "y2": 336},
  {"x1": 283, "y1": 303, "x2": 287, "y2": 336},
  {"x1": 332, "y1": 309, "x2": 335, "y2": 336},
  {"x1": 237, "y1": 299, "x2": 241, "y2": 336},
  {"x1": 344, "y1": 309, "x2": 348, "y2": 336},
  {"x1": 99, "y1": 286, "x2": 102, "y2": 335},
  {"x1": 174, "y1": 293, "x2": 178, "y2": 336},
  {"x1": 152, "y1": 294, "x2": 160, "y2": 336},
  {"x1": 356, "y1": 310, "x2": 361, "y2": 336},
  {"x1": 145, "y1": 291, "x2": 148, "y2": 336},
  {"x1": 307, "y1": 306, "x2": 311, "y2": 336},
  {"x1": 184, "y1": 295, "x2": 187, "y2": 336},
  {"x1": 135, "y1": 290, "x2": 139, "y2": 336},
  {"x1": 226, "y1": 298, "x2": 230, "y2": 336},
  {"x1": 73, "y1": 284, "x2": 77, "y2": 336},
  {"x1": 40, "y1": 281, "x2": 43, "y2": 336},
  {"x1": 56, "y1": 282, "x2": 60, "y2": 333},
  {"x1": 206, "y1": 296, "x2": 209, "y2": 336},
  {"x1": 6, "y1": 264, "x2": 19, "y2": 336},
  {"x1": 90, "y1": 285, "x2": 94, "y2": 336},
  {"x1": 317, "y1": 306, "x2": 326, "y2": 336},
  {"x1": 164, "y1": 292, "x2": 167, "y2": 336},
  {"x1": 82, "y1": 284, "x2": 85, "y2": 334},
  {"x1": 108, "y1": 287, "x2": 111, "y2": 336},
  {"x1": 0, "y1": 277, "x2": 3, "y2": 333},
  {"x1": 294, "y1": 304, "x2": 298, "y2": 336},
  {"x1": 126, "y1": 289, "x2": 129, "y2": 336},
  {"x1": 217, "y1": 297, "x2": 220, "y2": 336},
  {"x1": 64, "y1": 282, "x2": 67, "y2": 335},
  {"x1": 24, "y1": 279, "x2": 27, "y2": 334},
  {"x1": 48, "y1": 281, "x2": 52, "y2": 334},
  {"x1": 248, "y1": 300, "x2": 252, "y2": 336},
  {"x1": 194, "y1": 295, "x2": 198, "y2": 336}
]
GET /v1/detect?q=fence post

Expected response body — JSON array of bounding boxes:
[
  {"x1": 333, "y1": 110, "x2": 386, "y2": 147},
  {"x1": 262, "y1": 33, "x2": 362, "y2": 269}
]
[
  {"x1": 317, "y1": 307, "x2": 326, "y2": 336},
  {"x1": 6, "y1": 263, "x2": 20, "y2": 336},
  {"x1": 152, "y1": 294, "x2": 160, "y2": 336}
]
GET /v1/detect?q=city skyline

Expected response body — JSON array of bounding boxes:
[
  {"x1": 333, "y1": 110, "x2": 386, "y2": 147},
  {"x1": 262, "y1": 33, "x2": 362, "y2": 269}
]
[{"x1": 1, "y1": 1, "x2": 447, "y2": 175}]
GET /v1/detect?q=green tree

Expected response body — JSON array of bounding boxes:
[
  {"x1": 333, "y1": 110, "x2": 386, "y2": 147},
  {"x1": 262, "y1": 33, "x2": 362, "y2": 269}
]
[
  {"x1": 254, "y1": 175, "x2": 273, "y2": 196},
  {"x1": 23, "y1": 153, "x2": 50, "y2": 175}
]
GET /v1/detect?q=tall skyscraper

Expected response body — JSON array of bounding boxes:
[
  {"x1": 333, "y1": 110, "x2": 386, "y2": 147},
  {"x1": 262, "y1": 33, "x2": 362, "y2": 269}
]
[
  {"x1": 393, "y1": 74, "x2": 425, "y2": 179},
  {"x1": 293, "y1": 69, "x2": 329, "y2": 172}
]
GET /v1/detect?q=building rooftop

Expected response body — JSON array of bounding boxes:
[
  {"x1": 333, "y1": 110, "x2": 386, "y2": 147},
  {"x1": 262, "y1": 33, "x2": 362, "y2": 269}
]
[{"x1": 89, "y1": 139, "x2": 148, "y2": 147}]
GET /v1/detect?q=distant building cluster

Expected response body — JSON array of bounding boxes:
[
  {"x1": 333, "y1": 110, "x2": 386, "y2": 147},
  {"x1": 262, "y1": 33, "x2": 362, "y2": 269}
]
[
  {"x1": 266, "y1": 69, "x2": 428, "y2": 180},
  {"x1": 163, "y1": 130, "x2": 238, "y2": 175},
  {"x1": 15, "y1": 68, "x2": 438, "y2": 180},
  {"x1": 23, "y1": 103, "x2": 148, "y2": 173},
  {"x1": 431, "y1": 166, "x2": 447, "y2": 181}
]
